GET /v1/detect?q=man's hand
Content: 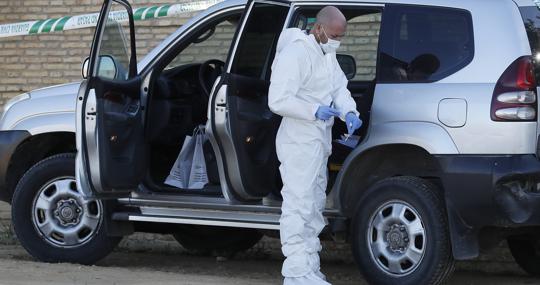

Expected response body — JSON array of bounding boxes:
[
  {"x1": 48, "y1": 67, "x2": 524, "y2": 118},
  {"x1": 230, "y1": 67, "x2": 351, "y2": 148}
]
[
  {"x1": 346, "y1": 112, "x2": 362, "y2": 135},
  {"x1": 315, "y1": 106, "x2": 340, "y2": 121}
]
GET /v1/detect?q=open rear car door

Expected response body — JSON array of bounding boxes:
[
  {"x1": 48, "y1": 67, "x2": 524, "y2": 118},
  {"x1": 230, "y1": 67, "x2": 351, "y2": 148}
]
[
  {"x1": 208, "y1": 0, "x2": 291, "y2": 201},
  {"x1": 76, "y1": 0, "x2": 145, "y2": 199}
]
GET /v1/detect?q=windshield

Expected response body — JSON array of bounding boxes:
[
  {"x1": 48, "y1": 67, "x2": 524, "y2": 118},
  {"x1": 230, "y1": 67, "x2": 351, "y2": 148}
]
[
  {"x1": 137, "y1": 1, "x2": 246, "y2": 72},
  {"x1": 134, "y1": 11, "x2": 200, "y2": 64}
]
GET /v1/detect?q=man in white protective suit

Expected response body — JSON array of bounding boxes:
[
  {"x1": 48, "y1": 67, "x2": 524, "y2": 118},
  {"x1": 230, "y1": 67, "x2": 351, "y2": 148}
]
[{"x1": 268, "y1": 6, "x2": 362, "y2": 285}]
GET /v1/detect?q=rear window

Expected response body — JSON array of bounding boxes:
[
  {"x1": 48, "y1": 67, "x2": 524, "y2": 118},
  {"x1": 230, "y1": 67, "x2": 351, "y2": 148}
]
[
  {"x1": 378, "y1": 5, "x2": 474, "y2": 83},
  {"x1": 519, "y1": 6, "x2": 540, "y2": 83}
]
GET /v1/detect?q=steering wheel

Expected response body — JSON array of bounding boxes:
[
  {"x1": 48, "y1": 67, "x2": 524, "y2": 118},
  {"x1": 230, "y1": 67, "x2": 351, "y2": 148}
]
[{"x1": 198, "y1": 59, "x2": 225, "y2": 99}]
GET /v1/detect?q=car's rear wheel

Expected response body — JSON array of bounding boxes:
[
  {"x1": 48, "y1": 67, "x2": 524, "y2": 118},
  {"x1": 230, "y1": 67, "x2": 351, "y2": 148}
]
[
  {"x1": 351, "y1": 176, "x2": 455, "y2": 285},
  {"x1": 12, "y1": 153, "x2": 121, "y2": 264},
  {"x1": 508, "y1": 236, "x2": 540, "y2": 276},
  {"x1": 173, "y1": 225, "x2": 263, "y2": 256}
]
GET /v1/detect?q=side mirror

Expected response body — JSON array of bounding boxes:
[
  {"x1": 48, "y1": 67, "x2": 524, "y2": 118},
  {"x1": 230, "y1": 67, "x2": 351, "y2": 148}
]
[
  {"x1": 81, "y1": 55, "x2": 118, "y2": 80},
  {"x1": 82, "y1": 57, "x2": 90, "y2": 79},
  {"x1": 97, "y1": 55, "x2": 118, "y2": 80},
  {"x1": 336, "y1": 54, "x2": 357, "y2": 80}
]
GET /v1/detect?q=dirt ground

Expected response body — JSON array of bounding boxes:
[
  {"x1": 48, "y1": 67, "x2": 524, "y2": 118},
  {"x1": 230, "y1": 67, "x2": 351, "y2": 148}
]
[{"x1": 0, "y1": 244, "x2": 536, "y2": 285}]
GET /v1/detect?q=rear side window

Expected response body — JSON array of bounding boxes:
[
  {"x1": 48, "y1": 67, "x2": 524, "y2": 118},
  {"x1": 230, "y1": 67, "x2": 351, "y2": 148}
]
[
  {"x1": 378, "y1": 5, "x2": 474, "y2": 83},
  {"x1": 229, "y1": 3, "x2": 289, "y2": 80},
  {"x1": 290, "y1": 8, "x2": 382, "y2": 82},
  {"x1": 519, "y1": 6, "x2": 540, "y2": 83}
]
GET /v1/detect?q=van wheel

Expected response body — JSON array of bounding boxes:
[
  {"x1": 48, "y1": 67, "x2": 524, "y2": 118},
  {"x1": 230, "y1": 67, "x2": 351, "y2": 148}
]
[
  {"x1": 508, "y1": 236, "x2": 540, "y2": 276},
  {"x1": 173, "y1": 225, "x2": 262, "y2": 256},
  {"x1": 12, "y1": 153, "x2": 121, "y2": 264},
  {"x1": 351, "y1": 176, "x2": 455, "y2": 285}
]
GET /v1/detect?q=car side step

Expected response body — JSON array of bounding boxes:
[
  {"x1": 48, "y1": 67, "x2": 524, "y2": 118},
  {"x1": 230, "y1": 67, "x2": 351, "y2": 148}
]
[
  {"x1": 117, "y1": 193, "x2": 342, "y2": 217},
  {"x1": 114, "y1": 214, "x2": 280, "y2": 230},
  {"x1": 112, "y1": 206, "x2": 284, "y2": 230}
]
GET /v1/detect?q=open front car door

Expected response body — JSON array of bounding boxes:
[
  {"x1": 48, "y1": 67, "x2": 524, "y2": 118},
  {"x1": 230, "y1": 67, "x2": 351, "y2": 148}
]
[{"x1": 76, "y1": 0, "x2": 145, "y2": 199}]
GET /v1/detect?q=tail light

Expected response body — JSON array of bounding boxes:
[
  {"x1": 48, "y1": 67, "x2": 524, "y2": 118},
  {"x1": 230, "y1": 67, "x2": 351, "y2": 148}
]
[{"x1": 491, "y1": 56, "x2": 537, "y2": 121}]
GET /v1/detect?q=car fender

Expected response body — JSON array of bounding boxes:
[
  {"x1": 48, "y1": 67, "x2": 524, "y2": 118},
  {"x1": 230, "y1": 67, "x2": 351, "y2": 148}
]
[
  {"x1": 10, "y1": 112, "x2": 75, "y2": 135},
  {"x1": 331, "y1": 121, "x2": 459, "y2": 214}
]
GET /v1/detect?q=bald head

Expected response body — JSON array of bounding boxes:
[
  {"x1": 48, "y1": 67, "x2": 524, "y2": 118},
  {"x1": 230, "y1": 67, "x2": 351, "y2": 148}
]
[
  {"x1": 316, "y1": 6, "x2": 346, "y2": 28},
  {"x1": 311, "y1": 6, "x2": 347, "y2": 44}
]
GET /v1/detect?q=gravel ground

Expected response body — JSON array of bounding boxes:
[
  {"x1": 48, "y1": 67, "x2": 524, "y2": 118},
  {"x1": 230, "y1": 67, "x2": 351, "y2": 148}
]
[{"x1": 0, "y1": 243, "x2": 538, "y2": 285}]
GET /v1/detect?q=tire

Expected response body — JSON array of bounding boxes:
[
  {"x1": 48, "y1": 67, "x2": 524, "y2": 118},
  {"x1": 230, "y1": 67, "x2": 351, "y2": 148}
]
[
  {"x1": 508, "y1": 236, "x2": 540, "y2": 276},
  {"x1": 351, "y1": 176, "x2": 455, "y2": 285},
  {"x1": 173, "y1": 225, "x2": 263, "y2": 256},
  {"x1": 11, "y1": 153, "x2": 121, "y2": 264}
]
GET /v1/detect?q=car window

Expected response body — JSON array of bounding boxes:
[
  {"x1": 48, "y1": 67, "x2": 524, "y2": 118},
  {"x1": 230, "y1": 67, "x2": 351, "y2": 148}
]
[
  {"x1": 229, "y1": 3, "x2": 290, "y2": 80},
  {"x1": 339, "y1": 13, "x2": 381, "y2": 81},
  {"x1": 164, "y1": 14, "x2": 240, "y2": 70},
  {"x1": 519, "y1": 6, "x2": 540, "y2": 83},
  {"x1": 378, "y1": 5, "x2": 474, "y2": 83},
  {"x1": 96, "y1": 2, "x2": 132, "y2": 80},
  {"x1": 291, "y1": 8, "x2": 382, "y2": 82}
]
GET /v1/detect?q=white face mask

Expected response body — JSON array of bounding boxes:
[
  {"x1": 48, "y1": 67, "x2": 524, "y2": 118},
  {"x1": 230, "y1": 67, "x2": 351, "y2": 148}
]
[{"x1": 319, "y1": 25, "x2": 341, "y2": 54}]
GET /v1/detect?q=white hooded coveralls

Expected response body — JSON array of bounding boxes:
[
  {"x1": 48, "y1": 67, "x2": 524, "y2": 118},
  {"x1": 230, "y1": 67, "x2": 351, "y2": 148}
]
[{"x1": 268, "y1": 28, "x2": 359, "y2": 284}]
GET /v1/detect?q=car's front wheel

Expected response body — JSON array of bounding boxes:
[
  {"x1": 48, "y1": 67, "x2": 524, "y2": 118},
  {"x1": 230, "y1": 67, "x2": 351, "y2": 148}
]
[
  {"x1": 351, "y1": 176, "x2": 455, "y2": 285},
  {"x1": 12, "y1": 153, "x2": 121, "y2": 264}
]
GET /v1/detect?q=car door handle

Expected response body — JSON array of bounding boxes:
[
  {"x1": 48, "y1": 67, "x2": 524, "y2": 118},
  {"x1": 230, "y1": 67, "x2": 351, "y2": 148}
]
[
  {"x1": 238, "y1": 111, "x2": 272, "y2": 122},
  {"x1": 104, "y1": 111, "x2": 136, "y2": 123}
]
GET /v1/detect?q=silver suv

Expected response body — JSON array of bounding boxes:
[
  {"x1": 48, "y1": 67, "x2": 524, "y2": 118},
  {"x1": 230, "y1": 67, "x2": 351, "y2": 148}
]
[{"x1": 2, "y1": 0, "x2": 540, "y2": 284}]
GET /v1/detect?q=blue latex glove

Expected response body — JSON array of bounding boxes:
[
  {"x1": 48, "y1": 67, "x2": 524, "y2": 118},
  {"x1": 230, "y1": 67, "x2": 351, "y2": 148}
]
[
  {"x1": 345, "y1": 112, "x2": 362, "y2": 135},
  {"x1": 315, "y1": 106, "x2": 340, "y2": 121}
]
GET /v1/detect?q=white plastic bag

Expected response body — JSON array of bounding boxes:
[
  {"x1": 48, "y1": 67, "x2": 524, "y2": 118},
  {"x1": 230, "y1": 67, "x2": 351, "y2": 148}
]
[
  {"x1": 188, "y1": 128, "x2": 209, "y2": 189},
  {"x1": 165, "y1": 126, "x2": 209, "y2": 189}
]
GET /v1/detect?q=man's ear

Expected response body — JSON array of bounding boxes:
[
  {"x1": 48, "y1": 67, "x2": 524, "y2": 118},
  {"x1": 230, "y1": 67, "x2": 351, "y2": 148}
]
[{"x1": 313, "y1": 23, "x2": 321, "y2": 42}]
